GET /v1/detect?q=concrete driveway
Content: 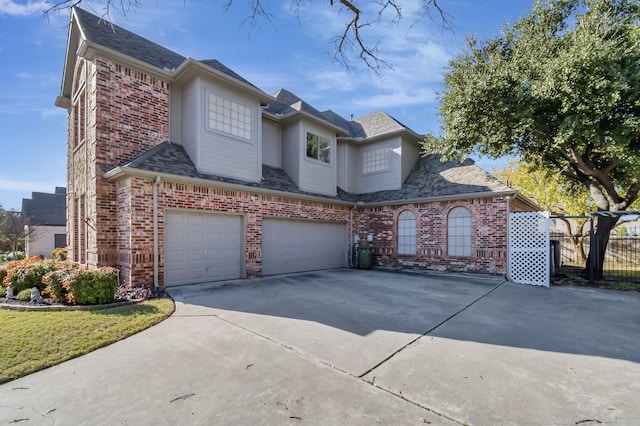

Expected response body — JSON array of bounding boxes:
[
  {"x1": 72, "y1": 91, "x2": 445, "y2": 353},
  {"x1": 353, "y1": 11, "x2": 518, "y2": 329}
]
[{"x1": 1, "y1": 269, "x2": 639, "y2": 425}]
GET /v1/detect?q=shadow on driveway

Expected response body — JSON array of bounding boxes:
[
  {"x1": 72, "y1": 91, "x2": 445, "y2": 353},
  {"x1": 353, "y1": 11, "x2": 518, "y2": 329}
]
[{"x1": 167, "y1": 268, "x2": 640, "y2": 365}]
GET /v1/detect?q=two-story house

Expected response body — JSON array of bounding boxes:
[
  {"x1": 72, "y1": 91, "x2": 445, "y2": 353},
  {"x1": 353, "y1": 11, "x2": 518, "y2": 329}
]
[{"x1": 55, "y1": 8, "x2": 536, "y2": 288}]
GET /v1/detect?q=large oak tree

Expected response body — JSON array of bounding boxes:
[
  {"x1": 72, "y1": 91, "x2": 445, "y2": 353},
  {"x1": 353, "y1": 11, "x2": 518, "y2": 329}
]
[{"x1": 423, "y1": 0, "x2": 640, "y2": 279}]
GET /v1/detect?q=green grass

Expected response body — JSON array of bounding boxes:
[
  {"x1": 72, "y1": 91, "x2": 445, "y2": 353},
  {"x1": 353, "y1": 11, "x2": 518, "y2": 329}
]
[{"x1": 0, "y1": 298, "x2": 174, "y2": 384}]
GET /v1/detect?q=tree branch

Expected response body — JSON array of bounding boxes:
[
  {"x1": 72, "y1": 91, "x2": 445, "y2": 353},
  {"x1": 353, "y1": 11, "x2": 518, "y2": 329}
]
[{"x1": 568, "y1": 147, "x2": 623, "y2": 204}]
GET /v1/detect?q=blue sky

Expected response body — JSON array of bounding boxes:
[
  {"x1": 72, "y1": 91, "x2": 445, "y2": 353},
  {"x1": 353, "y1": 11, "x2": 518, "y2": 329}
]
[{"x1": 0, "y1": 0, "x2": 534, "y2": 211}]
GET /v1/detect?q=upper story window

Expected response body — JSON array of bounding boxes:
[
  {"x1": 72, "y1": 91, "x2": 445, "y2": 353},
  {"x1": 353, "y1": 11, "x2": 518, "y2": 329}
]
[
  {"x1": 448, "y1": 207, "x2": 472, "y2": 257},
  {"x1": 207, "y1": 91, "x2": 252, "y2": 141},
  {"x1": 397, "y1": 210, "x2": 417, "y2": 255},
  {"x1": 306, "y1": 132, "x2": 331, "y2": 163},
  {"x1": 363, "y1": 147, "x2": 390, "y2": 174}
]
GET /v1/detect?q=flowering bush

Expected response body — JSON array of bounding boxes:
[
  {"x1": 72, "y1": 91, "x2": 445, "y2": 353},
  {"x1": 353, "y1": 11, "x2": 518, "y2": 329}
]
[
  {"x1": 63, "y1": 266, "x2": 119, "y2": 305},
  {"x1": 0, "y1": 265, "x2": 7, "y2": 287},
  {"x1": 42, "y1": 261, "x2": 80, "y2": 303},
  {"x1": 2, "y1": 257, "x2": 57, "y2": 293},
  {"x1": 2, "y1": 258, "x2": 122, "y2": 305},
  {"x1": 52, "y1": 247, "x2": 68, "y2": 261}
]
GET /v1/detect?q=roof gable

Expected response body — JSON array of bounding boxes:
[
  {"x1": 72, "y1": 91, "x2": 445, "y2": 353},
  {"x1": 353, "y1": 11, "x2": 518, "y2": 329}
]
[{"x1": 74, "y1": 8, "x2": 185, "y2": 71}]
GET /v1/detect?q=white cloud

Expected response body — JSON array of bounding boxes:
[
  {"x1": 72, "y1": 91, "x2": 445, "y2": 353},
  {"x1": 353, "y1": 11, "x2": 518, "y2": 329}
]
[
  {"x1": 352, "y1": 87, "x2": 437, "y2": 109},
  {"x1": 0, "y1": 0, "x2": 47, "y2": 16}
]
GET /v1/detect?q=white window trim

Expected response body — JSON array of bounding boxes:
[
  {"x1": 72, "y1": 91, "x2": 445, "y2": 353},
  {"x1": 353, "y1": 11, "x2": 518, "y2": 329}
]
[
  {"x1": 397, "y1": 210, "x2": 417, "y2": 255},
  {"x1": 205, "y1": 88, "x2": 253, "y2": 143},
  {"x1": 362, "y1": 146, "x2": 391, "y2": 175},
  {"x1": 304, "y1": 130, "x2": 332, "y2": 165},
  {"x1": 447, "y1": 207, "x2": 472, "y2": 257}
]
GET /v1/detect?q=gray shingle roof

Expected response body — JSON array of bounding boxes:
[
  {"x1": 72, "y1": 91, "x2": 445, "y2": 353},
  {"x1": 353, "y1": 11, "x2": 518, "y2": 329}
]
[
  {"x1": 75, "y1": 8, "x2": 185, "y2": 70},
  {"x1": 74, "y1": 8, "x2": 258, "y2": 87},
  {"x1": 21, "y1": 189, "x2": 67, "y2": 226},
  {"x1": 266, "y1": 89, "x2": 348, "y2": 133},
  {"x1": 354, "y1": 111, "x2": 410, "y2": 138},
  {"x1": 121, "y1": 141, "x2": 356, "y2": 201},
  {"x1": 116, "y1": 142, "x2": 512, "y2": 204},
  {"x1": 357, "y1": 156, "x2": 512, "y2": 203}
]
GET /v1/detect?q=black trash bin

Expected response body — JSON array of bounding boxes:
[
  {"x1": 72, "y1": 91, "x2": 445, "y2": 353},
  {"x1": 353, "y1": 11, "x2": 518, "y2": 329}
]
[{"x1": 358, "y1": 246, "x2": 374, "y2": 269}]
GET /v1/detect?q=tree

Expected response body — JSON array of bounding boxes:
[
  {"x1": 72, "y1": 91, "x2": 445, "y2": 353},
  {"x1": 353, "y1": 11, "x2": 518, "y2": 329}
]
[
  {"x1": 45, "y1": 0, "x2": 448, "y2": 74},
  {"x1": 494, "y1": 159, "x2": 593, "y2": 264},
  {"x1": 423, "y1": 0, "x2": 640, "y2": 279},
  {"x1": 0, "y1": 205, "x2": 29, "y2": 257}
]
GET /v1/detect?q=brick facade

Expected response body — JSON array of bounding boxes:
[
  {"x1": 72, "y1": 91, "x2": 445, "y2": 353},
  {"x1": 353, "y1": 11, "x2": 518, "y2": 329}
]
[
  {"x1": 353, "y1": 197, "x2": 509, "y2": 275},
  {"x1": 67, "y1": 55, "x2": 170, "y2": 270},
  {"x1": 117, "y1": 177, "x2": 351, "y2": 285},
  {"x1": 66, "y1": 52, "x2": 521, "y2": 287}
]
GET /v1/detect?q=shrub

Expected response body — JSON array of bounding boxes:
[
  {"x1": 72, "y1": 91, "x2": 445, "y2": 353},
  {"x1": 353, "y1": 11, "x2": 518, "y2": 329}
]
[
  {"x1": 64, "y1": 266, "x2": 119, "y2": 305},
  {"x1": 2, "y1": 257, "x2": 57, "y2": 294},
  {"x1": 52, "y1": 247, "x2": 68, "y2": 261},
  {"x1": 0, "y1": 265, "x2": 7, "y2": 287},
  {"x1": 16, "y1": 288, "x2": 33, "y2": 302},
  {"x1": 0, "y1": 287, "x2": 5, "y2": 298},
  {"x1": 42, "y1": 261, "x2": 79, "y2": 303}
]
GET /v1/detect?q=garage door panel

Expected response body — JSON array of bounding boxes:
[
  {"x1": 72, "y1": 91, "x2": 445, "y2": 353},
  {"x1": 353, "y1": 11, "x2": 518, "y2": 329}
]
[
  {"x1": 165, "y1": 212, "x2": 242, "y2": 286},
  {"x1": 262, "y1": 219, "x2": 346, "y2": 276}
]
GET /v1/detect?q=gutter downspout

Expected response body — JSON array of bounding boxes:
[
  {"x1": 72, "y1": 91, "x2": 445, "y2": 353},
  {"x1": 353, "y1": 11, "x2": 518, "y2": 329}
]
[{"x1": 153, "y1": 176, "x2": 161, "y2": 291}]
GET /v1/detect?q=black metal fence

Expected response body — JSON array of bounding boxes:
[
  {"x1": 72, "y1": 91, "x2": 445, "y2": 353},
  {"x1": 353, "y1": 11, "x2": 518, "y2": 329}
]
[{"x1": 551, "y1": 234, "x2": 640, "y2": 283}]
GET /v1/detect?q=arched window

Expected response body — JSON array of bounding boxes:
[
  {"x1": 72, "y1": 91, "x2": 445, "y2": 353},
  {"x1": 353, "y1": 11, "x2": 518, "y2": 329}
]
[
  {"x1": 448, "y1": 207, "x2": 472, "y2": 256},
  {"x1": 397, "y1": 210, "x2": 417, "y2": 255}
]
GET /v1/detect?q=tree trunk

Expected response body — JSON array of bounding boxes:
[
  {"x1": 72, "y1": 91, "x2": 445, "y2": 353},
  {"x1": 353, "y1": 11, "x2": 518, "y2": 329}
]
[
  {"x1": 586, "y1": 215, "x2": 619, "y2": 280},
  {"x1": 570, "y1": 236, "x2": 587, "y2": 264}
]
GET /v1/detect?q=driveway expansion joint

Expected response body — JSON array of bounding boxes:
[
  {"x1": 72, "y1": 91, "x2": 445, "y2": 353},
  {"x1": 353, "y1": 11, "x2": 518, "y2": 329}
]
[{"x1": 358, "y1": 280, "x2": 508, "y2": 379}]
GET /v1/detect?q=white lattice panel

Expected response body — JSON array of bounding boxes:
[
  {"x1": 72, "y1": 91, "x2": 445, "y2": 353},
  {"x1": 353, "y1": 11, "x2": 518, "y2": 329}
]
[{"x1": 508, "y1": 212, "x2": 550, "y2": 287}]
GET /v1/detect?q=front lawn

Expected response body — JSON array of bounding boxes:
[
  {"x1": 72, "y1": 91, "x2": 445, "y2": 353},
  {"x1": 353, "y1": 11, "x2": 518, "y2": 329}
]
[{"x1": 0, "y1": 298, "x2": 174, "y2": 384}]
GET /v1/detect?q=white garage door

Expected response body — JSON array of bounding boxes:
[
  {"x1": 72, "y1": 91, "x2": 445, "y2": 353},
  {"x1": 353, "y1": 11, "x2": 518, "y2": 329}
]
[
  {"x1": 164, "y1": 211, "x2": 242, "y2": 286},
  {"x1": 262, "y1": 218, "x2": 347, "y2": 276}
]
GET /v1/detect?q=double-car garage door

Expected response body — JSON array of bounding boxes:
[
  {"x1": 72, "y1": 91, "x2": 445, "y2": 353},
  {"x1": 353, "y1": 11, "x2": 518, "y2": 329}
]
[{"x1": 164, "y1": 211, "x2": 347, "y2": 286}]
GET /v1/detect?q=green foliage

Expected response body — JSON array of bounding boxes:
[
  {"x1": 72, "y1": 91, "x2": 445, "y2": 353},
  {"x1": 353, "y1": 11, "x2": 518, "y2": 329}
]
[
  {"x1": 16, "y1": 288, "x2": 33, "y2": 302},
  {"x1": 63, "y1": 266, "x2": 119, "y2": 305},
  {"x1": 617, "y1": 225, "x2": 629, "y2": 236},
  {"x1": 42, "y1": 261, "x2": 79, "y2": 303},
  {"x1": 425, "y1": 0, "x2": 640, "y2": 213},
  {"x1": 0, "y1": 287, "x2": 5, "y2": 298},
  {"x1": 2, "y1": 257, "x2": 57, "y2": 294},
  {"x1": 3, "y1": 258, "x2": 120, "y2": 305},
  {"x1": 493, "y1": 159, "x2": 593, "y2": 215}
]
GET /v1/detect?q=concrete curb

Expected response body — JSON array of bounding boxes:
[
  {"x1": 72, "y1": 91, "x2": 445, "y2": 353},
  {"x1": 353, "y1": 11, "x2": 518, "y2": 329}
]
[{"x1": 0, "y1": 298, "x2": 145, "y2": 312}]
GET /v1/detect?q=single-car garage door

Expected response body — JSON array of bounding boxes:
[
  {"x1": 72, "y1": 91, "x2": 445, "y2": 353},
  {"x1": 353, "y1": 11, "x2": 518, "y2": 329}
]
[
  {"x1": 164, "y1": 211, "x2": 242, "y2": 286},
  {"x1": 262, "y1": 218, "x2": 347, "y2": 276}
]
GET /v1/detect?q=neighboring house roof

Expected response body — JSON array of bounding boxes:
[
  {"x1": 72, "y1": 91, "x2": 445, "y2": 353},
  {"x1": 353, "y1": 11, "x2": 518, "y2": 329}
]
[
  {"x1": 21, "y1": 188, "x2": 67, "y2": 226},
  {"x1": 106, "y1": 142, "x2": 516, "y2": 205}
]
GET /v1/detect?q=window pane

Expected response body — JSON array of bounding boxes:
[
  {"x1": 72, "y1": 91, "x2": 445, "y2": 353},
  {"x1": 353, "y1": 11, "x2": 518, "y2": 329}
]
[
  {"x1": 207, "y1": 92, "x2": 252, "y2": 141},
  {"x1": 319, "y1": 136, "x2": 330, "y2": 163},
  {"x1": 306, "y1": 133, "x2": 318, "y2": 159},
  {"x1": 448, "y1": 207, "x2": 472, "y2": 256},
  {"x1": 398, "y1": 210, "x2": 417, "y2": 255}
]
